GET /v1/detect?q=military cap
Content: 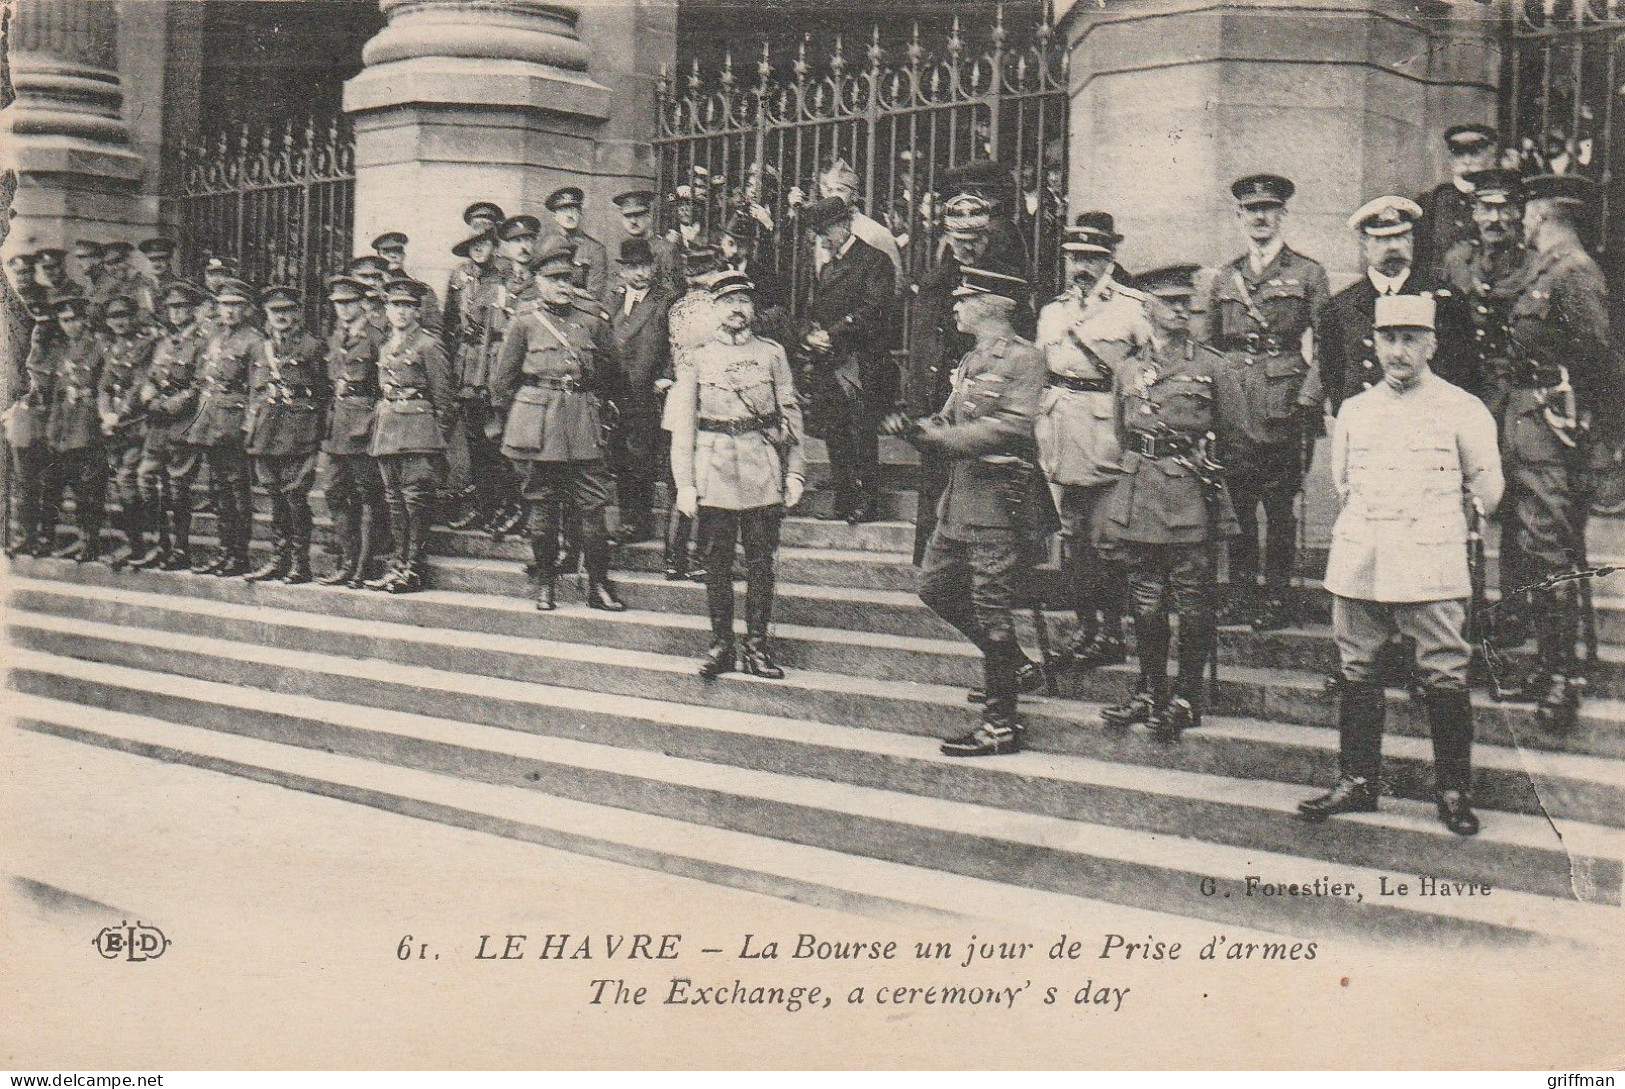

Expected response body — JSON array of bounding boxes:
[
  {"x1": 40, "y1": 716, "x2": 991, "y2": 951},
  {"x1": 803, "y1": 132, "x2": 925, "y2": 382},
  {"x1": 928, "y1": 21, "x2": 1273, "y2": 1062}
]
[
  {"x1": 35, "y1": 247, "x2": 67, "y2": 264},
  {"x1": 6, "y1": 252, "x2": 35, "y2": 270},
  {"x1": 943, "y1": 194, "x2": 992, "y2": 238},
  {"x1": 73, "y1": 239, "x2": 105, "y2": 259},
  {"x1": 51, "y1": 293, "x2": 90, "y2": 318},
  {"x1": 103, "y1": 240, "x2": 135, "y2": 258},
  {"x1": 613, "y1": 189, "x2": 656, "y2": 215},
  {"x1": 326, "y1": 274, "x2": 368, "y2": 302},
  {"x1": 1231, "y1": 173, "x2": 1296, "y2": 208},
  {"x1": 545, "y1": 186, "x2": 585, "y2": 212},
  {"x1": 1063, "y1": 211, "x2": 1123, "y2": 255},
  {"x1": 530, "y1": 236, "x2": 578, "y2": 277},
  {"x1": 683, "y1": 245, "x2": 721, "y2": 275},
  {"x1": 952, "y1": 265, "x2": 1028, "y2": 302},
  {"x1": 497, "y1": 214, "x2": 542, "y2": 242},
  {"x1": 1137, "y1": 263, "x2": 1203, "y2": 301},
  {"x1": 801, "y1": 195, "x2": 852, "y2": 232},
  {"x1": 348, "y1": 254, "x2": 391, "y2": 276},
  {"x1": 721, "y1": 211, "x2": 759, "y2": 242},
  {"x1": 1463, "y1": 168, "x2": 1523, "y2": 206},
  {"x1": 103, "y1": 295, "x2": 136, "y2": 318},
  {"x1": 1373, "y1": 294, "x2": 1435, "y2": 331},
  {"x1": 451, "y1": 228, "x2": 495, "y2": 259},
  {"x1": 383, "y1": 278, "x2": 428, "y2": 304},
  {"x1": 944, "y1": 159, "x2": 1011, "y2": 196},
  {"x1": 260, "y1": 284, "x2": 302, "y2": 309},
  {"x1": 710, "y1": 270, "x2": 755, "y2": 299},
  {"x1": 138, "y1": 238, "x2": 176, "y2": 258},
  {"x1": 214, "y1": 277, "x2": 254, "y2": 303},
  {"x1": 671, "y1": 185, "x2": 695, "y2": 203},
  {"x1": 1444, "y1": 123, "x2": 1498, "y2": 152},
  {"x1": 463, "y1": 201, "x2": 506, "y2": 227},
  {"x1": 1523, "y1": 173, "x2": 1595, "y2": 205},
  {"x1": 371, "y1": 231, "x2": 409, "y2": 254},
  {"x1": 160, "y1": 281, "x2": 206, "y2": 308},
  {"x1": 1347, "y1": 195, "x2": 1423, "y2": 237},
  {"x1": 205, "y1": 255, "x2": 238, "y2": 275},
  {"x1": 617, "y1": 238, "x2": 655, "y2": 264}
]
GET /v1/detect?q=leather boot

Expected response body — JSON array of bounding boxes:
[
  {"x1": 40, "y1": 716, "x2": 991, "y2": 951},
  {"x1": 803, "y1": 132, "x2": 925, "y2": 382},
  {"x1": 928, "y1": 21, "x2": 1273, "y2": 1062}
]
[
  {"x1": 741, "y1": 637, "x2": 784, "y2": 679},
  {"x1": 129, "y1": 499, "x2": 169, "y2": 570},
  {"x1": 1158, "y1": 612, "x2": 1213, "y2": 739},
  {"x1": 664, "y1": 508, "x2": 692, "y2": 580},
  {"x1": 108, "y1": 506, "x2": 139, "y2": 571},
  {"x1": 364, "y1": 504, "x2": 410, "y2": 590},
  {"x1": 1533, "y1": 589, "x2": 1581, "y2": 731},
  {"x1": 1103, "y1": 612, "x2": 1170, "y2": 727},
  {"x1": 347, "y1": 506, "x2": 380, "y2": 589},
  {"x1": 386, "y1": 507, "x2": 427, "y2": 593},
  {"x1": 318, "y1": 508, "x2": 359, "y2": 585},
  {"x1": 943, "y1": 643, "x2": 1023, "y2": 757},
  {"x1": 1072, "y1": 627, "x2": 1127, "y2": 671},
  {"x1": 1423, "y1": 687, "x2": 1478, "y2": 834},
  {"x1": 161, "y1": 505, "x2": 193, "y2": 571},
  {"x1": 966, "y1": 658, "x2": 1043, "y2": 704},
  {"x1": 246, "y1": 504, "x2": 291, "y2": 582},
  {"x1": 283, "y1": 510, "x2": 313, "y2": 584},
  {"x1": 699, "y1": 638, "x2": 735, "y2": 678},
  {"x1": 531, "y1": 534, "x2": 557, "y2": 611},
  {"x1": 214, "y1": 500, "x2": 252, "y2": 576},
  {"x1": 1299, "y1": 680, "x2": 1385, "y2": 821},
  {"x1": 584, "y1": 534, "x2": 626, "y2": 611},
  {"x1": 490, "y1": 501, "x2": 524, "y2": 541},
  {"x1": 77, "y1": 512, "x2": 104, "y2": 563}
]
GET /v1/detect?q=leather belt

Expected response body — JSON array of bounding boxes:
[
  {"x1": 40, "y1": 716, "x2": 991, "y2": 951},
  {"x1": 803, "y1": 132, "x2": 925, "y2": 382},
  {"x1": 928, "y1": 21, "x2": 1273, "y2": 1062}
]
[
  {"x1": 382, "y1": 390, "x2": 428, "y2": 402},
  {"x1": 1046, "y1": 372, "x2": 1111, "y2": 393},
  {"x1": 1127, "y1": 431, "x2": 1196, "y2": 459},
  {"x1": 697, "y1": 412, "x2": 780, "y2": 436},
  {"x1": 524, "y1": 375, "x2": 584, "y2": 391},
  {"x1": 1220, "y1": 332, "x2": 1284, "y2": 355}
]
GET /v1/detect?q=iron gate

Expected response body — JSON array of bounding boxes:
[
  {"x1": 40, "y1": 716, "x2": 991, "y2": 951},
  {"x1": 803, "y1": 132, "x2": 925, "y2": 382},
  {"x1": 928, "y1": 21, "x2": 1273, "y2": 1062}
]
[
  {"x1": 171, "y1": 113, "x2": 356, "y2": 332},
  {"x1": 654, "y1": 5, "x2": 1069, "y2": 345}
]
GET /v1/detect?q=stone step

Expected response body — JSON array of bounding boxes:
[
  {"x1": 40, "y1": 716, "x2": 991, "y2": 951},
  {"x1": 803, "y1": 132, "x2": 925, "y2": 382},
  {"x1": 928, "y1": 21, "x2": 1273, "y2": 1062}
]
[
  {"x1": 10, "y1": 570, "x2": 1623, "y2": 827},
  {"x1": 8, "y1": 653, "x2": 1618, "y2": 943}
]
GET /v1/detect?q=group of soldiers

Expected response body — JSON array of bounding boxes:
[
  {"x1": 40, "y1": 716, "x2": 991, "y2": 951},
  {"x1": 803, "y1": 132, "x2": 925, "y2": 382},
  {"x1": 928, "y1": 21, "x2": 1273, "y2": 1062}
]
[{"x1": 4, "y1": 122, "x2": 1614, "y2": 836}]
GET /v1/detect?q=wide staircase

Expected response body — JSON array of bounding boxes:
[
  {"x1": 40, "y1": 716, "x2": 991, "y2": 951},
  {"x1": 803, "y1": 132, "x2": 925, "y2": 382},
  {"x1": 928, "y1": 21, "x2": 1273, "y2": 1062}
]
[{"x1": 5, "y1": 438, "x2": 1623, "y2": 947}]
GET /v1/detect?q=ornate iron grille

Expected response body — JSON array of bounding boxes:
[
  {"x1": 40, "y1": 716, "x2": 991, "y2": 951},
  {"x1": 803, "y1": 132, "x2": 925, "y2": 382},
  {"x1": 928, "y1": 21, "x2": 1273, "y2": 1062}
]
[
  {"x1": 171, "y1": 113, "x2": 356, "y2": 332},
  {"x1": 655, "y1": 5, "x2": 1069, "y2": 347}
]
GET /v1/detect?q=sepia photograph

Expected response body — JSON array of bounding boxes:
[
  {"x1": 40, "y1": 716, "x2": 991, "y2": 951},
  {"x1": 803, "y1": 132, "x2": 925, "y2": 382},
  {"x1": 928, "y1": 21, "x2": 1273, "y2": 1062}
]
[{"x1": 0, "y1": 0, "x2": 1621, "y2": 1072}]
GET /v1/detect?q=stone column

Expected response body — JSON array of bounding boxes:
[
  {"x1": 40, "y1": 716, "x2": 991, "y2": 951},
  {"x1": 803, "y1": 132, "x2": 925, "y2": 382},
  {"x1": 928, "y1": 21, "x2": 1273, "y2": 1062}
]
[
  {"x1": 0, "y1": 0, "x2": 154, "y2": 254},
  {"x1": 344, "y1": 0, "x2": 676, "y2": 295}
]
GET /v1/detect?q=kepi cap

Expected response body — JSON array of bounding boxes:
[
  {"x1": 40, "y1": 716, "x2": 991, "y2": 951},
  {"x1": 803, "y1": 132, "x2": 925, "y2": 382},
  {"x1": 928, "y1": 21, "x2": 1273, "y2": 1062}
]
[
  {"x1": 1444, "y1": 123, "x2": 1498, "y2": 152},
  {"x1": 326, "y1": 275, "x2": 367, "y2": 303},
  {"x1": 952, "y1": 265, "x2": 1028, "y2": 302},
  {"x1": 348, "y1": 254, "x2": 391, "y2": 277},
  {"x1": 1464, "y1": 167, "x2": 1523, "y2": 206},
  {"x1": 942, "y1": 193, "x2": 992, "y2": 238},
  {"x1": 545, "y1": 186, "x2": 585, "y2": 212},
  {"x1": 709, "y1": 270, "x2": 755, "y2": 299},
  {"x1": 530, "y1": 236, "x2": 578, "y2": 276},
  {"x1": 1137, "y1": 263, "x2": 1203, "y2": 301},
  {"x1": 1348, "y1": 195, "x2": 1423, "y2": 237},
  {"x1": 383, "y1": 278, "x2": 426, "y2": 304},
  {"x1": 1232, "y1": 173, "x2": 1295, "y2": 208},
  {"x1": 1062, "y1": 211, "x2": 1123, "y2": 255},
  {"x1": 496, "y1": 214, "x2": 541, "y2": 242},
  {"x1": 213, "y1": 277, "x2": 254, "y2": 303},
  {"x1": 1373, "y1": 294, "x2": 1435, "y2": 331}
]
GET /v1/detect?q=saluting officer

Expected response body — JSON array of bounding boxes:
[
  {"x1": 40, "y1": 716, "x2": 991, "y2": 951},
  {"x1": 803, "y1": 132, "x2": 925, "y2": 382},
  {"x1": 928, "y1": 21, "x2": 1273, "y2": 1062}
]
[
  {"x1": 494, "y1": 236, "x2": 626, "y2": 612},
  {"x1": 1099, "y1": 265, "x2": 1244, "y2": 738},
  {"x1": 131, "y1": 281, "x2": 208, "y2": 571},
  {"x1": 1505, "y1": 174, "x2": 1617, "y2": 731},
  {"x1": 1036, "y1": 212, "x2": 1156, "y2": 671},
  {"x1": 1300, "y1": 294, "x2": 1502, "y2": 836},
  {"x1": 668, "y1": 270, "x2": 807, "y2": 679},
  {"x1": 894, "y1": 266, "x2": 1054, "y2": 758},
  {"x1": 45, "y1": 295, "x2": 108, "y2": 562},
  {"x1": 318, "y1": 275, "x2": 389, "y2": 589},
  {"x1": 244, "y1": 285, "x2": 328, "y2": 585},
  {"x1": 96, "y1": 295, "x2": 155, "y2": 569},
  {"x1": 1200, "y1": 173, "x2": 1330, "y2": 631},
  {"x1": 5, "y1": 293, "x2": 67, "y2": 557},
  {"x1": 545, "y1": 186, "x2": 610, "y2": 306},
  {"x1": 1415, "y1": 123, "x2": 1499, "y2": 283}
]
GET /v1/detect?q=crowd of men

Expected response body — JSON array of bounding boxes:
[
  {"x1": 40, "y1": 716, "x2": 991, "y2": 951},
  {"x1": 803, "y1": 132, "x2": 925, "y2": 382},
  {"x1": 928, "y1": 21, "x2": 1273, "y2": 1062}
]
[{"x1": 4, "y1": 122, "x2": 1614, "y2": 837}]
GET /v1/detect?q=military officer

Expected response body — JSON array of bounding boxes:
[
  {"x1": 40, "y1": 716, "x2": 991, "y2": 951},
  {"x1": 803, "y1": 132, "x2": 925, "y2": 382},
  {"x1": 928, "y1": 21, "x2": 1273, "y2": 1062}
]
[
  {"x1": 669, "y1": 270, "x2": 807, "y2": 678},
  {"x1": 891, "y1": 266, "x2": 1054, "y2": 758},
  {"x1": 136, "y1": 238, "x2": 183, "y2": 315},
  {"x1": 1504, "y1": 174, "x2": 1616, "y2": 731},
  {"x1": 5, "y1": 294, "x2": 66, "y2": 556},
  {"x1": 1200, "y1": 173, "x2": 1330, "y2": 631},
  {"x1": 34, "y1": 248, "x2": 84, "y2": 304},
  {"x1": 240, "y1": 286, "x2": 328, "y2": 584},
  {"x1": 45, "y1": 295, "x2": 108, "y2": 561},
  {"x1": 95, "y1": 296, "x2": 155, "y2": 569},
  {"x1": 937, "y1": 159, "x2": 1031, "y2": 280},
  {"x1": 181, "y1": 276, "x2": 263, "y2": 576},
  {"x1": 545, "y1": 186, "x2": 610, "y2": 305},
  {"x1": 1036, "y1": 212, "x2": 1157, "y2": 670},
  {"x1": 372, "y1": 232, "x2": 443, "y2": 334},
  {"x1": 98, "y1": 243, "x2": 152, "y2": 325},
  {"x1": 659, "y1": 245, "x2": 725, "y2": 579},
  {"x1": 607, "y1": 238, "x2": 675, "y2": 544},
  {"x1": 442, "y1": 223, "x2": 499, "y2": 355},
  {"x1": 1099, "y1": 265, "x2": 1244, "y2": 738},
  {"x1": 493, "y1": 236, "x2": 626, "y2": 612},
  {"x1": 1415, "y1": 123, "x2": 1499, "y2": 283},
  {"x1": 349, "y1": 255, "x2": 394, "y2": 335},
  {"x1": 614, "y1": 189, "x2": 683, "y2": 297},
  {"x1": 73, "y1": 240, "x2": 108, "y2": 306},
  {"x1": 1300, "y1": 294, "x2": 1502, "y2": 836},
  {"x1": 130, "y1": 281, "x2": 207, "y2": 571},
  {"x1": 318, "y1": 275, "x2": 389, "y2": 588}
]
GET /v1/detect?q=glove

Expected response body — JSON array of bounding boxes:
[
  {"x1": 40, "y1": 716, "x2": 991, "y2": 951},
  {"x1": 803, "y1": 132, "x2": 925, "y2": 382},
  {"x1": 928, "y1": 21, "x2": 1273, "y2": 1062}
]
[
  {"x1": 653, "y1": 377, "x2": 674, "y2": 393},
  {"x1": 878, "y1": 411, "x2": 923, "y2": 440},
  {"x1": 676, "y1": 485, "x2": 699, "y2": 519},
  {"x1": 784, "y1": 474, "x2": 805, "y2": 510}
]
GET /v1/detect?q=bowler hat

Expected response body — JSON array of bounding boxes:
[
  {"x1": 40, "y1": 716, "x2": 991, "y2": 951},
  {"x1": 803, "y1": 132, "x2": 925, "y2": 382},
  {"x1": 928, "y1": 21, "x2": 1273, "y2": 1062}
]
[{"x1": 617, "y1": 238, "x2": 655, "y2": 264}]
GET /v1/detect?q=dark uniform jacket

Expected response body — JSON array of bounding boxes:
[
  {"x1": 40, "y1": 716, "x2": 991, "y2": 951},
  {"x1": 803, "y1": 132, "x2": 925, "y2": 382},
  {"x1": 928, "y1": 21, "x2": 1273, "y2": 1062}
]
[
  {"x1": 181, "y1": 323, "x2": 265, "y2": 448},
  {"x1": 1416, "y1": 181, "x2": 1478, "y2": 283},
  {"x1": 906, "y1": 256, "x2": 973, "y2": 417},
  {"x1": 565, "y1": 230, "x2": 610, "y2": 304},
  {"x1": 445, "y1": 265, "x2": 505, "y2": 396},
  {"x1": 494, "y1": 299, "x2": 617, "y2": 462},
  {"x1": 918, "y1": 334, "x2": 1053, "y2": 541},
  {"x1": 46, "y1": 333, "x2": 104, "y2": 452},
  {"x1": 1313, "y1": 268, "x2": 1475, "y2": 413},
  {"x1": 246, "y1": 324, "x2": 327, "y2": 457},
  {"x1": 323, "y1": 319, "x2": 383, "y2": 457},
  {"x1": 139, "y1": 321, "x2": 203, "y2": 453},
  {"x1": 608, "y1": 284, "x2": 673, "y2": 419},
  {"x1": 1105, "y1": 335, "x2": 1242, "y2": 546},
  {"x1": 6, "y1": 323, "x2": 62, "y2": 449},
  {"x1": 804, "y1": 235, "x2": 896, "y2": 392},
  {"x1": 441, "y1": 259, "x2": 497, "y2": 358},
  {"x1": 95, "y1": 331, "x2": 154, "y2": 446},
  {"x1": 1200, "y1": 244, "x2": 1330, "y2": 448},
  {"x1": 370, "y1": 323, "x2": 453, "y2": 458},
  {"x1": 1442, "y1": 238, "x2": 1537, "y2": 417}
]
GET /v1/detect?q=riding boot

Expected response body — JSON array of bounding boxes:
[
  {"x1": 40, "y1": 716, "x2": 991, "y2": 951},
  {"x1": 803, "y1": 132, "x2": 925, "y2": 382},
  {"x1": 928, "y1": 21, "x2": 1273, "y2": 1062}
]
[
  {"x1": 1534, "y1": 588, "x2": 1581, "y2": 731},
  {"x1": 246, "y1": 502, "x2": 291, "y2": 582},
  {"x1": 1103, "y1": 612, "x2": 1169, "y2": 727},
  {"x1": 1163, "y1": 608, "x2": 1213, "y2": 736},
  {"x1": 664, "y1": 508, "x2": 692, "y2": 580},
  {"x1": 364, "y1": 503, "x2": 410, "y2": 590},
  {"x1": 347, "y1": 506, "x2": 380, "y2": 589},
  {"x1": 108, "y1": 505, "x2": 140, "y2": 571},
  {"x1": 318, "y1": 507, "x2": 358, "y2": 585},
  {"x1": 130, "y1": 497, "x2": 168, "y2": 569},
  {"x1": 1422, "y1": 687, "x2": 1478, "y2": 834},
  {"x1": 1299, "y1": 680, "x2": 1385, "y2": 821},
  {"x1": 530, "y1": 533, "x2": 557, "y2": 611},
  {"x1": 283, "y1": 506, "x2": 313, "y2": 584},
  {"x1": 387, "y1": 506, "x2": 426, "y2": 593},
  {"x1": 741, "y1": 565, "x2": 782, "y2": 678},
  {"x1": 161, "y1": 502, "x2": 193, "y2": 571},
  {"x1": 77, "y1": 508, "x2": 104, "y2": 563},
  {"x1": 942, "y1": 641, "x2": 1022, "y2": 757}
]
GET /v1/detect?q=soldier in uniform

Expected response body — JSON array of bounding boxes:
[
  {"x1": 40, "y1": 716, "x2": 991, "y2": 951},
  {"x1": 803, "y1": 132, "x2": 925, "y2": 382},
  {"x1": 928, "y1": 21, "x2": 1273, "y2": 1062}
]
[
  {"x1": 181, "y1": 277, "x2": 263, "y2": 576},
  {"x1": 373, "y1": 232, "x2": 442, "y2": 334},
  {"x1": 614, "y1": 189, "x2": 683, "y2": 297},
  {"x1": 45, "y1": 295, "x2": 107, "y2": 561},
  {"x1": 73, "y1": 240, "x2": 107, "y2": 308},
  {"x1": 607, "y1": 238, "x2": 675, "y2": 544},
  {"x1": 493, "y1": 236, "x2": 626, "y2": 612},
  {"x1": 131, "y1": 281, "x2": 207, "y2": 571},
  {"x1": 659, "y1": 245, "x2": 725, "y2": 579},
  {"x1": 5, "y1": 293, "x2": 66, "y2": 556},
  {"x1": 1299, "y1": 294, "x2": 1502, "y2": 836},
  {"x1": 1099, "y1": 265, "x2": 1244, "y2": 737},
  {"x1": 34, "y1": 248, "x2": 84, "y2": 304},
  {"x1": 1504, "y1": 174, "x2": 1616, "y2": 731},
  {"x1": 1199, "y1": 173, "x2": 1330, "y2": 631},
  {"x1": 800, "y1": 195, "x2": 896, "y2": 524},
  {"x1": 349, "y1": 255, "x2": 394, "y2": 335},
  {"x1": 441, "y1": 201, "x2": 505, "y2": 350},
  {"x1": 97, "y1": 243, "x2": 151, "y2": 326},
  {"x1": 95, "y1": 295, "x2": 155, "y2": 569},
  {"x1": 318, "y1": 275, "x2": 389, "y2": 588},
  {"x1": 890, "y1": 266, "x2": 1053, "y2": 758},
  {"x1": 668, "y1": 270, "x2": 807, "y2": 678},
  {"x1": 545, "y1": 186, "x2": 610, "y2": 306},
  {"x1": 1415, "y1": 123, "x2": 1499, "y2": 284},
  {"x1": 243, "y1": 286, "x2": 328, "y2": 584},
  {"x1": 137, "y1": 238, "x2": 182, "y2": 307},
  {"x1": 1035, "y1": 212, "x2": 1156, "y2": 670}
]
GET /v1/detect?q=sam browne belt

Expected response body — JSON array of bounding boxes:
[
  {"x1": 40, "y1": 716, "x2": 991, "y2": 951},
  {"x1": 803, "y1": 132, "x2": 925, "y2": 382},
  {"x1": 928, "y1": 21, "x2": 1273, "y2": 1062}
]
[
  {"x1": 1127, "y1": 431, "x2": 1196, "y2": 459},
  {"x1": 697, "y1": 412, "x2": 781, "y2": 436},
  {"x1": 1046, "y1": 372, "x2": 1112, "y2": 393}
]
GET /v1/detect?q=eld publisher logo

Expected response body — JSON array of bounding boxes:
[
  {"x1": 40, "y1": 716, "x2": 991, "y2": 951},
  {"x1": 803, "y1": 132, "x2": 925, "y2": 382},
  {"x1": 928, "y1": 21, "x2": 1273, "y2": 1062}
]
[{"x1": 93, "y1": 921, "x2": 170, "y2": 962}]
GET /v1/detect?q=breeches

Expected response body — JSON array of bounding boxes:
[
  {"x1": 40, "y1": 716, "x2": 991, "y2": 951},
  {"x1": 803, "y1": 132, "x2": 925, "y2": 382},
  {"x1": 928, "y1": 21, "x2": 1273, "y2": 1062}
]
[
  {"x1": 1333, "y1": 596, "x2": 1470, "y2": 692},
  {"x1": 918, "y1": 529, "x2": 1021, "y2": 653}
]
